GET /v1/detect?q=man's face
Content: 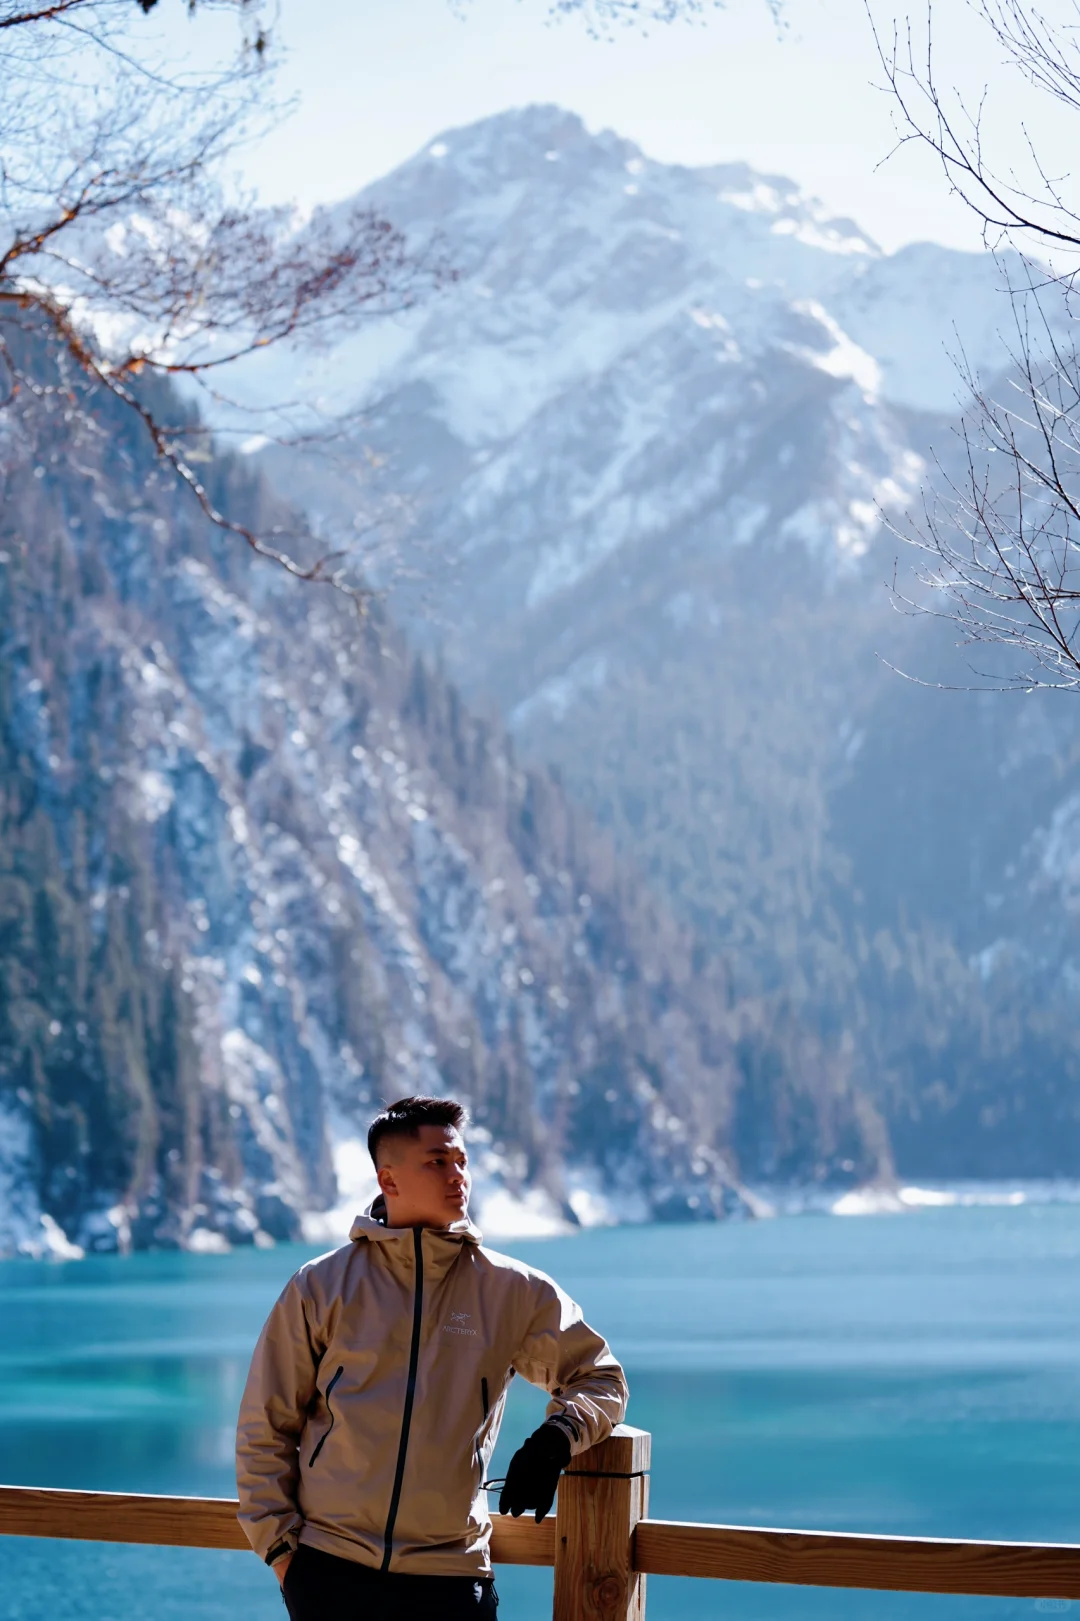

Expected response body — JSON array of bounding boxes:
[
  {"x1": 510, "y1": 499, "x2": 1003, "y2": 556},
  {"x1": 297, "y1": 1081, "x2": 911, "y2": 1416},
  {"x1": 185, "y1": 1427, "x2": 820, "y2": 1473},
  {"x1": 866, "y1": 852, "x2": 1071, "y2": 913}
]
[{"x1": 376, "y1": 1125, "x2": 471, "y2": 1229}]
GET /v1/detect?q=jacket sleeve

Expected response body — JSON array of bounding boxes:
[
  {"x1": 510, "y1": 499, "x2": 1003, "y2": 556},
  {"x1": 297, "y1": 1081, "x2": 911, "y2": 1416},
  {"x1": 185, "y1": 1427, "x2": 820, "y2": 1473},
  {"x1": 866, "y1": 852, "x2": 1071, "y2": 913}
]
[
  {"x1": 512, "y1": 1272, "x2": 628, "y2": 1456},
  {"x1": 235, "y1": 1271, "x2": 322, "y2": 1562}
]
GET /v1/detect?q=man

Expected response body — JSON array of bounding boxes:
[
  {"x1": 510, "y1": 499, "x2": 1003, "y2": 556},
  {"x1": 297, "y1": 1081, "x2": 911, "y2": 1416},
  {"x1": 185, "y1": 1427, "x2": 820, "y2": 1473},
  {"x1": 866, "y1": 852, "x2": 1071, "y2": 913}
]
[{"x1": 236, "y1": 1095, "x2": 628, "y2": 1620}]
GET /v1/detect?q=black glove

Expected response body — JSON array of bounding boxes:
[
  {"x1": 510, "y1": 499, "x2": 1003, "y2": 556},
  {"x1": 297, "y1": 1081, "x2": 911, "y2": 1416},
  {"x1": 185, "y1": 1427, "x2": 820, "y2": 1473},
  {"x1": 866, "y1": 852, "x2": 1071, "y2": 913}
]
[{"x1": 498, "y1": 1422, "x2": 572, "y2": 1522}]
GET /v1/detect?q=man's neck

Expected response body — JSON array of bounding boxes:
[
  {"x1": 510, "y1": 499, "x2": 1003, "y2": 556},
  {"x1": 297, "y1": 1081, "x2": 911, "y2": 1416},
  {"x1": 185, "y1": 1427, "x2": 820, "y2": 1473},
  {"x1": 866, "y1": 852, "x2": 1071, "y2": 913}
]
[{"x1": 383, "y1": 1207, "x2": 444, "y2": 1229}]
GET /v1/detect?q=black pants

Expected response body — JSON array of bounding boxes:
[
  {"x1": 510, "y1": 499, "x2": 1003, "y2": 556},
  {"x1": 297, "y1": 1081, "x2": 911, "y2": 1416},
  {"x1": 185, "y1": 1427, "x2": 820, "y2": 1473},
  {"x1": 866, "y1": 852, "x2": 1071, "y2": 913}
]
[{"x1": 281, "y1": 1544, "x2": 499, "y2": 1621}]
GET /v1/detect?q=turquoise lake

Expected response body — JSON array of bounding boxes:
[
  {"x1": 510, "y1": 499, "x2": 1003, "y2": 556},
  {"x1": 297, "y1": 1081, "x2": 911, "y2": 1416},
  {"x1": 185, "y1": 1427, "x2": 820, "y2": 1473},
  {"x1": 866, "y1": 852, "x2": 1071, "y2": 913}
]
[{"x1": 2, "y1": 1204, "x2": 1079, "y2": 1620}]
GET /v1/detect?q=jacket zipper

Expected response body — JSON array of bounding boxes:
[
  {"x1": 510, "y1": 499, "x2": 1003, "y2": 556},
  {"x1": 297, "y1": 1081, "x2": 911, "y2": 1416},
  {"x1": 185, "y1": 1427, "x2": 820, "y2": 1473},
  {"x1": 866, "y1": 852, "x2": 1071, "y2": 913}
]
[
  {"x1": 380, "y1": 1226, "x2": 425, "y2": 1572},
  {"x1": 308, "y1": 1364, "x2": 344, "y2": 1466}
]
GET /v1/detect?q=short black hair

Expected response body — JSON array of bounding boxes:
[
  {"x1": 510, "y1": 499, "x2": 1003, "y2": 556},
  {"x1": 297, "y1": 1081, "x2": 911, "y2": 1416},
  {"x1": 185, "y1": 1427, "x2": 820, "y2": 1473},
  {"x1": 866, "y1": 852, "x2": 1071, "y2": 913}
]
[{"x1": 367, "y1": 1096, "x2": 467, "y2": 1167}]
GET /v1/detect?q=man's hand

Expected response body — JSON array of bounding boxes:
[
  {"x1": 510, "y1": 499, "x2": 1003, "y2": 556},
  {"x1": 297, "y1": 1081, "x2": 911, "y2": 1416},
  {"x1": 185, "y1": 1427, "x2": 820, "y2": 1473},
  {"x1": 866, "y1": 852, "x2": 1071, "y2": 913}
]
[
  {"x1": 498, "y1": 1423, "x2": 572, "y2": 1523},
  {"x1": 273, "y1": 1552, "x2": 294, "y2": 1587}
]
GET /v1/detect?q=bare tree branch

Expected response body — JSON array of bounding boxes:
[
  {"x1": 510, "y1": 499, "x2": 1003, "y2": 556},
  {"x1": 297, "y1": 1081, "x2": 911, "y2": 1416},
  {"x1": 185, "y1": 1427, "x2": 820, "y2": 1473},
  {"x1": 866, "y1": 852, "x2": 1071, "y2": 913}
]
[
  {"x1": 0, "y1": 0, "x2": 451, "y2": 602},
  {"x1": 873, "y1": 3, "x2": 1080, "y2": 687},
  {"x1": 1, "y1": 0, "x2": 123, "y2": 28},
  {"x1": 869, "y1": 3, "x2": 1080, "y2": 256}
]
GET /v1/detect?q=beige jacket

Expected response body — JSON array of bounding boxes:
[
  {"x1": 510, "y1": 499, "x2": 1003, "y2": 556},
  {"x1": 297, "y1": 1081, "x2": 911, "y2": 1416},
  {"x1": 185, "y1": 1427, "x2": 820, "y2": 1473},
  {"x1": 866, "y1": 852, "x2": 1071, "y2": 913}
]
[{"x1": 235, "y1": 1209, "x2": 628, "y2": 1577}]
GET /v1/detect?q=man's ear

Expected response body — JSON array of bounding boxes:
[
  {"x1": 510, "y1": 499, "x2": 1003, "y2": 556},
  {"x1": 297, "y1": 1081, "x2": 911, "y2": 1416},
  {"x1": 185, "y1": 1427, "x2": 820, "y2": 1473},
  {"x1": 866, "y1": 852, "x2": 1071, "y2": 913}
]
[{"x1": 377, "y1": 1163, "x2": 398, "y2": 1199}]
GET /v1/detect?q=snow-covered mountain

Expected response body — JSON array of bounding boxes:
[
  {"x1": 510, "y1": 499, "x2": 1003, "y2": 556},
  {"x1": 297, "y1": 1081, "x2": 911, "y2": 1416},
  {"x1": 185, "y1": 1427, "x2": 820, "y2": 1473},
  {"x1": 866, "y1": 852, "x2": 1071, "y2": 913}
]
[
  {"x1": 252, "y1": 104, "x2": 1022, "y2": 421},
  {"x1": 249, "y1": 103, "x2": 1021, "y2": 872},
  {"x1": 253, "y1": 105, "x2": 1032, "y2": 632},
  {"x1": 251, "y1": 106, "x2": 1080, "y2": 1181}
]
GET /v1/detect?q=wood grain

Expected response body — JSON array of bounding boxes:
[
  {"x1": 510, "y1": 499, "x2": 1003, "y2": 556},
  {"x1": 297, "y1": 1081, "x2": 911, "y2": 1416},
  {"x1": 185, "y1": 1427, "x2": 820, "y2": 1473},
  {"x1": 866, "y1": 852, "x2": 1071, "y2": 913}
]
[
  {"x1": 554, "y1": 1425, "x2": 652, "y2": 1621},
  {"x1": 0, "y1": 1486, "x2": 249, "y2": 1549},
  {"x1": 633, "y1": 1520, "x2": 1080, "y2": 1598},
  {"x1": 489, "y1": 1512, "x2": 557, "y2": 1566},
  {"x1": 0, "y1": 1486, "x2": 555, "y2": 1567}
]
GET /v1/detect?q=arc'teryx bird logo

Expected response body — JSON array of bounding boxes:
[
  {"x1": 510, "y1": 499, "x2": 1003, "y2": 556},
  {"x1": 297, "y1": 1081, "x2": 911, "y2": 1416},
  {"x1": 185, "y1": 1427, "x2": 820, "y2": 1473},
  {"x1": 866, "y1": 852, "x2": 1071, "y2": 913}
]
[{"x1": 443, "y1": 1310, "x2": 478, "y2": 1337}]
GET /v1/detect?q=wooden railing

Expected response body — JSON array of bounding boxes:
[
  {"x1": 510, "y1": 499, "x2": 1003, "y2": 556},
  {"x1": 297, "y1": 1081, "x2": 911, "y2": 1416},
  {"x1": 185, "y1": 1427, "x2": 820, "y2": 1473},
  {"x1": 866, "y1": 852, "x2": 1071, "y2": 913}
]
[{"x1": 4, "y1": 1426, "x2": 1080, "y2": 1618}]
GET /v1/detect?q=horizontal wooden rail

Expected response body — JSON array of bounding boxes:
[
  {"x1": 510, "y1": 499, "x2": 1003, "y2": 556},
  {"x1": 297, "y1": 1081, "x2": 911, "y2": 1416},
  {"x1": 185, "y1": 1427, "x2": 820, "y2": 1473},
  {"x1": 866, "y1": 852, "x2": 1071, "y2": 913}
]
[
  {"x1": 3, "y1": 1484, "x2": 1080, "y2": 1598},
  {"x1": 0, "y1": 1485, "x2": 555, "y2": 1567},
  {"x1": 0, "y1": 1487, "x2": 247, "y2": 1553},
  {"x1": 633, "y1": 1520, "x2": 1080, "y2": 1598}
]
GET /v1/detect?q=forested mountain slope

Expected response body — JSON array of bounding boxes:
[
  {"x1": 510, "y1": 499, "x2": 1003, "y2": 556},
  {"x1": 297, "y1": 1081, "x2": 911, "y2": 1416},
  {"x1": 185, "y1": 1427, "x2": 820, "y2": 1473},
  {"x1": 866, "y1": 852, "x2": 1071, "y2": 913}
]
[{"x1": 0, "y1": 322, "x2": 893, "y2": 1256}]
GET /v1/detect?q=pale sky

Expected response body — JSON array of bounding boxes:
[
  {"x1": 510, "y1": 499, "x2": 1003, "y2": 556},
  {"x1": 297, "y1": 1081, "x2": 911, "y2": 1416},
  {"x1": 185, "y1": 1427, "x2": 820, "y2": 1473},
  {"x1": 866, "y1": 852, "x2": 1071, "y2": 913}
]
[{"x1": 161, "y1": 0, "x2": 1078, "y2": 257}]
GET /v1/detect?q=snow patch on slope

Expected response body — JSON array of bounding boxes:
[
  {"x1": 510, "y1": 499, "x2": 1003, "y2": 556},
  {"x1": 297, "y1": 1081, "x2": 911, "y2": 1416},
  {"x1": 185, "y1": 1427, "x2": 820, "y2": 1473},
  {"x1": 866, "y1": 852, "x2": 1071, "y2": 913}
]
[{"x1": 0, "y1": 1099, "x2": 83, "y2": 1258}]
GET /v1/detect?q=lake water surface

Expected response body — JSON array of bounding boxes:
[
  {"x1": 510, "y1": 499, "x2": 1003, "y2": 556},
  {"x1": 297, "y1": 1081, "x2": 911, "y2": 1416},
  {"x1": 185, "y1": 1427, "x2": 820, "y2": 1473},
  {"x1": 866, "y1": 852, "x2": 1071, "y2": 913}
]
[{"x1": 2, "y1": 1205, "x2": 1079, "y2": 1620}]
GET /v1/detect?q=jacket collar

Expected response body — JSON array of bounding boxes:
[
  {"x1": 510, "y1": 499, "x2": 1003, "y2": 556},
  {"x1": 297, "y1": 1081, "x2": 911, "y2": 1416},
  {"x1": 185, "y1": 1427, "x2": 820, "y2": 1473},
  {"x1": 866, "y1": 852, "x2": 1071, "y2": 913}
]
[{"x1": 349, "y1": 1197, "x2": 483, "y2": 1246}]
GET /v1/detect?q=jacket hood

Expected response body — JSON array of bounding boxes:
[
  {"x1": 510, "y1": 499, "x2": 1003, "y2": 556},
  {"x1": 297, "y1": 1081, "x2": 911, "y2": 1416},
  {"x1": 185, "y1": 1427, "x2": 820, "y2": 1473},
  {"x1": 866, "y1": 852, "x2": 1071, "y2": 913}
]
[{"x1": 349, "y1": 1197, "x2": 483, "y2": 1245}]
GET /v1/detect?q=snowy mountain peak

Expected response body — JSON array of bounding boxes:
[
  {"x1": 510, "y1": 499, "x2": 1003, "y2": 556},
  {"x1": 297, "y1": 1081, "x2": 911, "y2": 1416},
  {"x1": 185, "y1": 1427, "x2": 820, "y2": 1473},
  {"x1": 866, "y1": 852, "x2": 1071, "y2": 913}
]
[
  {"x1": 417, "y1": 104, "x2": 639, "y2": 184},
  {"x1": 290, "y1": 103, "x2": 1024, "y2": 444},
  {"x1": 245, "y1": 104, "x2": 1032, "y2": 629},
  {"x1": 362, "y1": 104, "x2": 882, "y2": 295},
  {"x1": 386, "y1": 106, "x2": 879, "y2": 261}
]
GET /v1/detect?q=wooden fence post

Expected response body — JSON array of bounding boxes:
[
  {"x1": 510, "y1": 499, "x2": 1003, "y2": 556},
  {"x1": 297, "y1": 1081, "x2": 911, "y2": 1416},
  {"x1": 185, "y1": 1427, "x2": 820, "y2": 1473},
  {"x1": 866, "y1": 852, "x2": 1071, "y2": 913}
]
[{"x1": 552, "y1": 1424, "x2": 651, "y2": 1621}]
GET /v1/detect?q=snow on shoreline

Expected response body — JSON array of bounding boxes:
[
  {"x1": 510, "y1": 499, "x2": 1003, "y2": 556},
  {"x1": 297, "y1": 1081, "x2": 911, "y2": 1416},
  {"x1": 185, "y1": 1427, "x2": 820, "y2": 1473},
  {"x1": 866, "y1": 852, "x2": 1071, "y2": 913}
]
[
  {"x1": 750, "y1": 1179, "x2": 1080, "y2": 1218},
  {"x1": 6, "y1": 1173, "x2": 1080, "y2": 1261}
]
